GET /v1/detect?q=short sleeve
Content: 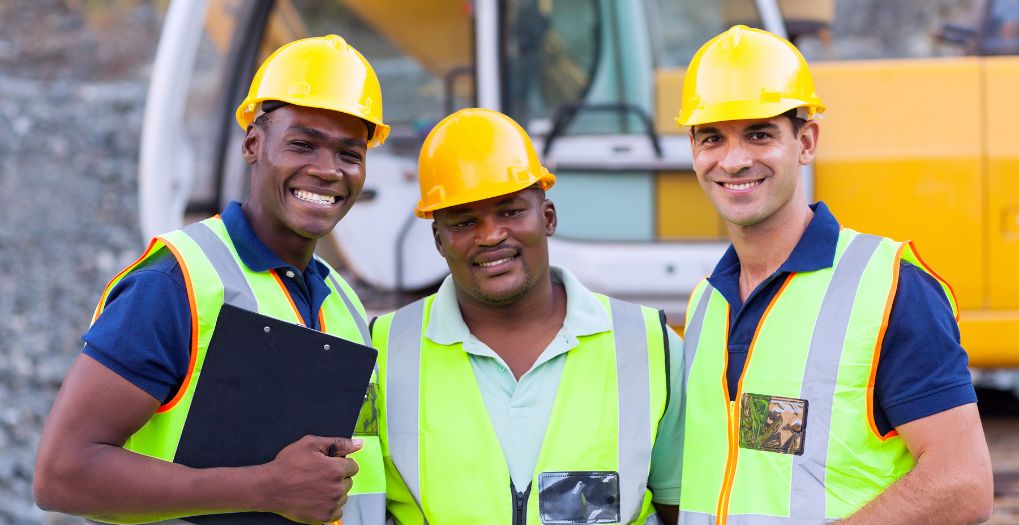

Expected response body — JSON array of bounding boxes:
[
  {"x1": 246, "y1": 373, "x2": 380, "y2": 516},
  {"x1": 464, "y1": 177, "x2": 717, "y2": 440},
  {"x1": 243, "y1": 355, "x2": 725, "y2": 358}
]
[
  {"x1": 873, "y1": 262, "x2": 976, "y2": 433},
  {"x1": 82, "y1": 249, "x2": 192, "y2": 404},
  {"x1": 649, "y1": 323, "x2": 684, "y2": 504}
]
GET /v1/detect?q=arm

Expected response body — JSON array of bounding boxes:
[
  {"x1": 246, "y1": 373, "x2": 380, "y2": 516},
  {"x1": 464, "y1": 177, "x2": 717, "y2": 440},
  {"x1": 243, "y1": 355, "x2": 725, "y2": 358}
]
[
  {"x1": 839, "y1": 403, "x2": 992, "y2": 524},
  {"x1": 34, "y1": 354, "x2": 363, "y2": 524}
]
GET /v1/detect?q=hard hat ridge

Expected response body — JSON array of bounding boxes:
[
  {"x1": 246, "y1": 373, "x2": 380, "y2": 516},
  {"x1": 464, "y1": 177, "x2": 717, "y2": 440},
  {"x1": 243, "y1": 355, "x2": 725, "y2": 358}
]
[
  {"x1": 676, "y1": 25, "x2": 825, "y2": 127},
  {"x1": 415, "y1": 108, "x2": 556, "y2": 219},
  {"x1": 236, "y1": 34, "x2": 390, "y2": 147}
]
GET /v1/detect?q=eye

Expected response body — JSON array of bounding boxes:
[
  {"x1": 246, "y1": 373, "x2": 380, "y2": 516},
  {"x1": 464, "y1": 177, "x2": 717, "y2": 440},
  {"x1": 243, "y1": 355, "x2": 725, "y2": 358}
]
[
  {"x1": 748, "y1": 131, "x2": 772, "y2": 141},
  {"x1": 501, "y1": 208, "x2": 525, "y2": 217},
  {"x1": 451, "y1": 218, "x2": 476, "y2": 229},
  {"x1": 289, "y1": 140, "x2": 314, "y2": 150},
  {"x1": 342, "y1": 150, "x2": 363, "y2": 161},
  {"x1": 699, "y1": 135, "x2": 722, "y2": 145}
]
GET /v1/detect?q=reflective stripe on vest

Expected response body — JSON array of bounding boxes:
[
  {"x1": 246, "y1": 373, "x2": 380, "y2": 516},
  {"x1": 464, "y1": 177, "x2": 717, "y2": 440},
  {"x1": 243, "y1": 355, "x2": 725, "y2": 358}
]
[
  {"x1": 96, "y1": 217, "x2": 382, "y2": 524},
  {"x1": 679, "y1": 229, "x2": 952, "y2": 522},
  {"x1": 379, "y1": 294, "x2": 665, "y2": 524}
]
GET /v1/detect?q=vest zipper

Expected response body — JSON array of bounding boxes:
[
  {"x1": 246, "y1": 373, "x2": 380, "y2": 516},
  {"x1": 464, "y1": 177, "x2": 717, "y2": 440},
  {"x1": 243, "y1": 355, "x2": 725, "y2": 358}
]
[
  {"x1": 512, "y1": 483, "x2": 531, "y2": 525},
  {"x1": 715, "y1": 399, "x2": 740, "y2": 525}
]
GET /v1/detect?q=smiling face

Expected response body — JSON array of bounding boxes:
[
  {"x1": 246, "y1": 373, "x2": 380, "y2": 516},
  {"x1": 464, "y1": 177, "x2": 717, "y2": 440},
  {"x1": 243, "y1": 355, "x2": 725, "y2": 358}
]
[
  {"x1": 241, "y1": 105, "x2": 368, "y2": 249},
  {"x1": 432, "y1": 188, "x2": 556, "y2": 306},
  {"x1": 690, "y1": 115, "x2": 818, "y2": 230}
]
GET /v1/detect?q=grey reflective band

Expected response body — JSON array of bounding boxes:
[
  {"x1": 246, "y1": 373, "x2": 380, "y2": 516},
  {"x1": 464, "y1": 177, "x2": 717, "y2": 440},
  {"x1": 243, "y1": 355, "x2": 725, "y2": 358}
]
[
  {"x1": 386, "y1": 299, "x2": 427, "y2": 517},
  {"x1": 790, "y1": 233, "x2": 882, "y2": 520},
  {"x1": 181, "y1": 222, "x2": 257, "y2": 312},
  {"x1": 683, "y1": 285, "x2": 714, "y2": 388},
  {"x1": 325, "y1": 270, "x2": 371, "y2": 344},
  {"x1": 341, "y1": 492, "x2": 387, "y2": 525},
  {"x1": 644, "y1": 514, "x2": 661, "y2": 525},
  {"x1": 609, "y1": 298, "x2": 653, "y2": 524},
  {"x1": 679, "y1": 510, "x2": 834, "y2": 524}
]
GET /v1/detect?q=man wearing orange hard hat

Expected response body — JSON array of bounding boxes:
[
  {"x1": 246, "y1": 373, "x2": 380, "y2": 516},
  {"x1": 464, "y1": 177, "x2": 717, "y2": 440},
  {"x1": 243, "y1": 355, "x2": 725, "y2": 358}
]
[
  {"x1": 370, "y1": 108, "x2": 684, "y2": 524},
  {"x1": 675, "y1": 25, "x2": 992, "y2": 524},
  {"x1": 36, "y1": 35, "x2": 387, "y2": 524}
]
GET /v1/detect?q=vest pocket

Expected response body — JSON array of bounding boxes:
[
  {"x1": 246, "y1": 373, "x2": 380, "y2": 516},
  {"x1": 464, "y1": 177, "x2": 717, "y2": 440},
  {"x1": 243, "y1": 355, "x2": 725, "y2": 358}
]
[
  {"x1": 537, "y1": 471, "x2": 621, "y2": 524},
  {"x1": 739, "y1": 392, "x2": 808, "y2": 455}
]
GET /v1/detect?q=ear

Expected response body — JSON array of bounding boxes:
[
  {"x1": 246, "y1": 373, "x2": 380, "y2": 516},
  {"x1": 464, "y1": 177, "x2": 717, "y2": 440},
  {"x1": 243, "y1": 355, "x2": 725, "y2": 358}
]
[
  {"x1": 797, "y1": 120, "x2": 820, "y2": 165},
  {"x1": 432, "y1": 220, "x2": 446, "y2": 258},
  {"x1": 543, "y1": 199, "x2": 557, "y2": 236},
  {"x1": 241, "y1": 125, "x2": 261, "y2": 165}
]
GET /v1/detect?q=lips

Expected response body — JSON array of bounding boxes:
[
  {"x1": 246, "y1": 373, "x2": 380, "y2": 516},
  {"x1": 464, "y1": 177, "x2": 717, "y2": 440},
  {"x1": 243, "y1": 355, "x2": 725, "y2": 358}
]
[
  {"x1": 290, "y1": 187, "x2": 342, "y2": 206},
  {"x1": 470, "y1": 248, "x2": 519, "y2": 268}
]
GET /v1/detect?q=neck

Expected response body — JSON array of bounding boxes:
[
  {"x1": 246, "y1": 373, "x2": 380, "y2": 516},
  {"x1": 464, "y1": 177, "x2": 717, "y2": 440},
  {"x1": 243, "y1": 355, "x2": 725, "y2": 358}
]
[
  {"x1": 241, "y1": 201, "x2": 316, "y2": 270},
  {"x1": 728, "y1": 200, "x2": 813, "y2": 301}
]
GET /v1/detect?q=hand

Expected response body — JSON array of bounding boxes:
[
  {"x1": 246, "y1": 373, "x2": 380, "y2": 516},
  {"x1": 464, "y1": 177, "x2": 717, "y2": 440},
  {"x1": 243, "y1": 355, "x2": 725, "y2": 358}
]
[{"x1": 262, "y1": 435, "x2": 363, "y2": 524}]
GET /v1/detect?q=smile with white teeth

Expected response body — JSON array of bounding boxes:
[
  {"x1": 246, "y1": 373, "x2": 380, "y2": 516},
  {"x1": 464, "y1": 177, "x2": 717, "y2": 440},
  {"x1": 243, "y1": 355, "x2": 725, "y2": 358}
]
[
  {"x1": 477, "y1": 257, "x2": 513, "y2": 267},
  {"x1": 292, "y1": 188, "x2": 337, "y2": 205},
  {"x1": 721, "y1": 180, "x2": 763, "y2": 191}
]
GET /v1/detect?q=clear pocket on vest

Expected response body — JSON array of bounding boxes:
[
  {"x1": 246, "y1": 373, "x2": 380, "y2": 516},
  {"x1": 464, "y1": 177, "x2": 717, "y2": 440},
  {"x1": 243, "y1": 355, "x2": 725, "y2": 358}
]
[
  {"x1": 537, "y1": 471, "x2": 620, "y2": 524},
  {"x1": 353, "y1": 382, "x2": 378, "y2": 436},
  {"x1": 739, "y1": 393, "x2": 808, "y2": 455}
]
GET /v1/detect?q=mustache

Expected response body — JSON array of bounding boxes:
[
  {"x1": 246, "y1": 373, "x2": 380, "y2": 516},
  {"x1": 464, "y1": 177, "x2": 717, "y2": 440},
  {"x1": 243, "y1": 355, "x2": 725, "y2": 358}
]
[{"x1": 468, "y1": 246, "x2": 520, "y2": 265}]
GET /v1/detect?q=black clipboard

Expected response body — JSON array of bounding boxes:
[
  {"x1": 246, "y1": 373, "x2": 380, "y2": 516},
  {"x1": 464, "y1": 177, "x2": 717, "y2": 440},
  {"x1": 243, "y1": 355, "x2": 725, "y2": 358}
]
[{"x1": 173, "y1": 303, "x2": 378, "y2": 524}]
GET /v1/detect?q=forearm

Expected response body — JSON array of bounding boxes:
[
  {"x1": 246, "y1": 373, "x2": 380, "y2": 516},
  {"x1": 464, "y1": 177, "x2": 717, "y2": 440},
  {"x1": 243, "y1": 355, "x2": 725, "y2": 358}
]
[
  {"x1": 839, "y1": 440, "x2": 992, "y2": 523},
  {"x1": 35, "y1": 442, "x2": 274, "y2": 522}
]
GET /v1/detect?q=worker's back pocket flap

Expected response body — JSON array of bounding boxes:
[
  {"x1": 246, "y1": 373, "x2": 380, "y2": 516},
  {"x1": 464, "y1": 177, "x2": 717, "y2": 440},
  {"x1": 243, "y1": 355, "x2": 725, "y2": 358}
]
[{"x1": 537, "y1": 471, "x2": 620, "y2": 524}]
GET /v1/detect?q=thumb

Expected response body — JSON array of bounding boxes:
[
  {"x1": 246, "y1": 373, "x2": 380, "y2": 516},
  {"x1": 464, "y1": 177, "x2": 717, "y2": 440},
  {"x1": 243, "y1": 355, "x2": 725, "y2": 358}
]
[{"x1": 324, "y1": 437, "x2": 363, "y2": 457}]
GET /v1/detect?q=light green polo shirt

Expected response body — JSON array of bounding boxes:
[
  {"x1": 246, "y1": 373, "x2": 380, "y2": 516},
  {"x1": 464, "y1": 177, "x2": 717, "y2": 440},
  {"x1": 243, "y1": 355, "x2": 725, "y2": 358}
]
[{"x1": 425, "y1": 266, "x2": 684, "y2": 504}]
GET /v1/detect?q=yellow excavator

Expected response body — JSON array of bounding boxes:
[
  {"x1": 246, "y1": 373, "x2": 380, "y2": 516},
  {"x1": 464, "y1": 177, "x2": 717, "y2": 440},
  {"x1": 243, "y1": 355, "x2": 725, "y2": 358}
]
[{"x1": 140, "y1": 0, "x2": 1019, "y2": 368}]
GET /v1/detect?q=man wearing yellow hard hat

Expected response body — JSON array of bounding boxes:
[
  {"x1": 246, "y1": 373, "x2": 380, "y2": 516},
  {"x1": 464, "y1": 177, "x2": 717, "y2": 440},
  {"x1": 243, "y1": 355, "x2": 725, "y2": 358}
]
[
  {"x1": 675, "y1": 25, "x2": 992, "y2": 524},
  {"x1": 370, "y1": 108, "x2": 684, "y2": 524},
  {"x1": 35, "y1": 35, "x2": 387, "y2": 524}
]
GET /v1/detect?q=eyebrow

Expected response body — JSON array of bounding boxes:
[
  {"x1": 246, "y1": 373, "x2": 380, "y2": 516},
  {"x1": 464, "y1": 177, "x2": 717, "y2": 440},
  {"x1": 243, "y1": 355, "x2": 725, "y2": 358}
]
[
  {"x1": 444, "y1": 196, "x2": 524, "y2": 217},
  {"x1": 746, "y1": 122, "x2": 780, "y2": 133},
  {"x1": 286, "y1": 125, "x2": 367, "y2": 148}
]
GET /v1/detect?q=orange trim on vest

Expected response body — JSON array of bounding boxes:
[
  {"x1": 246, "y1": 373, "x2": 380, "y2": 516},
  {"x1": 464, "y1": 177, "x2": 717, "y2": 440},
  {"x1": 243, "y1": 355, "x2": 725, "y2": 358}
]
[
  {"x1": 155, "y1": 238, "x2": 200, "y2": 414},
  {"x1": 715, "y1": 273, "x2": 795, "y2": 525},
  {"x1": 867, "y1": 244, "x2": 905, "y2": 441},
  {"x1": 906, "y1": 240, "x2": 960, "y2": 322},
  {"x1": 92, "y1": 238, "x2": 162, "y2": 323},
  {"x1": 271, "y1": 269, "x2": 307, "y2": 327},
  {"x1": 318, "y1": 309, "x2": 327, "y2": 332}
]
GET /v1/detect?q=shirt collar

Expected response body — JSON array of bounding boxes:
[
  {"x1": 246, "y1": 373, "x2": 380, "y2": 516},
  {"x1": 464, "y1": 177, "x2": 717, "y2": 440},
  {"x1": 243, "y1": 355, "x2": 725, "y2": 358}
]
[
  {"x1": 707, "y1": 201, "x2": 840, "y2": 293},
  {"x1": 425, "y1": 265, "x2": 612, "y2": 346},
  {"x1": 221, "y1": 201, "x2": 330, "y2": 278}
]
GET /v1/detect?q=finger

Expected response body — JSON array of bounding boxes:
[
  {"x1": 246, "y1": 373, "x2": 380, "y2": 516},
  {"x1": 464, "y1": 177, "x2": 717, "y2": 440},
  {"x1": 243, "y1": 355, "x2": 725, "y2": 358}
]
[
  {"x1": 326, "y1": 437, "x2": 364, "y2": 457},
  {"x1": 334, "y1": 458, "x2": 360, "y2": 478}
]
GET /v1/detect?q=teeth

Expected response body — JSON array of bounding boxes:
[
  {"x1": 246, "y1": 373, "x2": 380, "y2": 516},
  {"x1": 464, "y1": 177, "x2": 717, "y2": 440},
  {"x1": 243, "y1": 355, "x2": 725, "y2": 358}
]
[
  {"x1": 478, "y1": 257, "x2": 512, "y2": 267},
  {"x1": 293, "y1": 189, "x2": 336, "y2": 204},
  {"x1": 723, "y1": 180, "x2": 762, "y2": 191}
]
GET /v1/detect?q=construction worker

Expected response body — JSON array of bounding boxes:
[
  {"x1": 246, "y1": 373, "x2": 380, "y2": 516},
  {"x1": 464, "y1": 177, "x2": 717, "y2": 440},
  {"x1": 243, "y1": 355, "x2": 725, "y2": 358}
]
[
  {"x1": 34, "y1": 35, "x2": 387, "y2": 524},
  {"x1": 674, "y1": 26, "x2": 993, "y2": 524},
  {"x1": 370, "y1": 108, "x2": 684, "y2": 524}
]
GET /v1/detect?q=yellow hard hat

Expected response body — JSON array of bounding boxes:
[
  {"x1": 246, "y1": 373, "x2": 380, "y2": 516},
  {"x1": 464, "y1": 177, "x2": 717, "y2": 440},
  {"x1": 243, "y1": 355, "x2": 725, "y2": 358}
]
[
  {"x1": 236, "y1": 34, "x2": 390, "y2": 148},
  {"x1": 676, "y1": 25, "x2": 825, "y2": 127},
  {"x1": 416, "y1": 108, "x2": 556, "y2": 219}
]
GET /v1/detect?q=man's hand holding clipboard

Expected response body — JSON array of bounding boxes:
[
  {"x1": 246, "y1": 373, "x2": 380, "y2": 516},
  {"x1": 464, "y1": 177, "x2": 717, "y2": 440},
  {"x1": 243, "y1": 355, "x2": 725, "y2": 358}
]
[{"x1": 175, "y1": 304, "x2": 378, "y2": 524}]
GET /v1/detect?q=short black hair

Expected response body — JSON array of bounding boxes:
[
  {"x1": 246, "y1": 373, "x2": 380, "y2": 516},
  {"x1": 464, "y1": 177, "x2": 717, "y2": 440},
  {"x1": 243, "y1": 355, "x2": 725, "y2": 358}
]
[
  {"x1": 252, "y1": 100, "x2": 375, "y2": 141},
  {"x1": 781, "y1": 108, "x2": 807, "y2": 134},
  {"x1": 689, "y1": 108, "x2": 808, "y2": 136}
]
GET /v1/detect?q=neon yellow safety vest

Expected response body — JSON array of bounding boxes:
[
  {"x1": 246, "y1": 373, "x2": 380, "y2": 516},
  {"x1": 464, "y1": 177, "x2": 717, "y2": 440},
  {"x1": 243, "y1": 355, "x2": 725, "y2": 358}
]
[
  {"x1": 371, "y1": 293, "x2": 669, "y2": 525},
  {"x1": 678, "y1": 229, "x2": 958, "y2": 524},
  {"x1": 91, "y1": 216, "x2": 385, "y2": 525}
]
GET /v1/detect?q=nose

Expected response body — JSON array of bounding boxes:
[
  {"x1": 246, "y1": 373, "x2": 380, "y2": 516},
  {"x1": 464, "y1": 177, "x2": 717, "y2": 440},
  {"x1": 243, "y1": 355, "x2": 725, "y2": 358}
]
[
  {"x1": 307, "y1": 151, "x2": 343, "y2": 181},
  {"x1": 718, "y1": 142, "x2": 753, "y2": 175},
  {"x1": 474, "y1": 216, "x2": 508, "y2": 247}
]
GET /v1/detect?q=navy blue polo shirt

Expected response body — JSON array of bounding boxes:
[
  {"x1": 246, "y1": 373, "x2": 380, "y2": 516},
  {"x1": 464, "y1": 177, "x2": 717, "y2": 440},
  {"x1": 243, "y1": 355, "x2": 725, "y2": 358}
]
[
  {"x1": 708, "y1": 202, "x2": 976, "y2": 435},
  {"x1": 83, "y1": 201, "x2": 336, "y2": 404}
]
